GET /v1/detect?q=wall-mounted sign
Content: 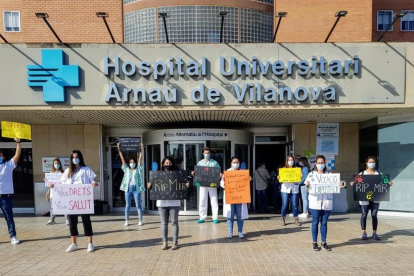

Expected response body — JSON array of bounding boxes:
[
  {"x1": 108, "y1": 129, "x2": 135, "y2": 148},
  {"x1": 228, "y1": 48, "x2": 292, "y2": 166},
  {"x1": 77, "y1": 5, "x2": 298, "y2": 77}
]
[
  {"x1": 162, "y1": 131, "x2": 229, "y2": 141},
  {"x1": 316, "y1": 123, "x2": 339, "y2": 155}
]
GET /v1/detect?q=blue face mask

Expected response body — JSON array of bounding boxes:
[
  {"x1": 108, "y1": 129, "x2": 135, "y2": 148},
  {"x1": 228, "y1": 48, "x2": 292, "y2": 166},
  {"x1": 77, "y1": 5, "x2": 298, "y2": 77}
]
[
  {"x1": 367, "y1": 163, "x2": 375, "y2": 169},
  {"x1": 54, "y1": 164, "x2": 61, "y2": 169},
  {"x1": 316, "y1": 164, "x2": 326, "y2": 171},
  {"x1": 204, "y1": 154, "x2": 210, "y2": 160},
  {"x1": 72, "y1": 158, "x2": 80, "y2": 165},
  {"x1": 0, "y1": 157, "x2": 3, "y2": 164},
  {"x1": 130, "y1": 163, "x2": 136, "y2": 169}
]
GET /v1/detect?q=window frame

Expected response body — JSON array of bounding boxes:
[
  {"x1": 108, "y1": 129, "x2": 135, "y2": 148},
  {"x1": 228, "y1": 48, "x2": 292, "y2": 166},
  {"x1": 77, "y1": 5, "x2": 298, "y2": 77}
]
[
  {"x1": 400, "y1": 10, "x2": 414, "y2": 32},
  {"x1": 377, "y1": 10, "x2": 394, "y2": 32},
  {"x1": 3, "y1": 10, "x2": 21, "y2": 33}
]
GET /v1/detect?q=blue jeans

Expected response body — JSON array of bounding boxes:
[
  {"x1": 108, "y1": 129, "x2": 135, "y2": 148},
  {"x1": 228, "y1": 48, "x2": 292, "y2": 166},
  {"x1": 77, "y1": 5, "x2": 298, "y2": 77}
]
[
  {"x1": 300, "y1": 185, "x2": 309, "y2": 214},
  {"x1": 310, "y1": 209, "x2": 331, "y2": 243},
  {"x1": 256, "y1": 189, "x2": 268, "y2": 213},
  {"x1": 125, "y1": 185, "x2": 142, "y2": 220},
  {"x1": 281, "y1": 192, "x2": 299, "y2": 217},
  {"x1": 0, "y1": 195, "x2": 16, "y2": 238},
  {"x1": 227, "y1": 204, "x2": 244, "y2": 233}
]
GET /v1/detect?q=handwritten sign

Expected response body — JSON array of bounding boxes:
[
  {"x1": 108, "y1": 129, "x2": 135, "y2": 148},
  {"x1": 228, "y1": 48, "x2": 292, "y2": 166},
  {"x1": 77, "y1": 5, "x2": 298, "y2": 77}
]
[
  {"x1": 279, "y1": 168, "x2": 301, "y2": 183},
  {"x1": 224, "y1": 170, "x2": 251, "y2": 204},
  {"x1": 1, "y1": 121, "x2": 31, "y2": 140},
  {"x1": 353, "y1": 174, "x2": 391, "y2": 201},
  {"x1": 149, "y1": 170, "x2": 188, "y2": 200},
  {"x1": 194, "y1": 166, "x2": 221, "y2": 187},
  {"x1": 45, "y1": 173, "x2": 63, "y2": 197},
  {"x1": 119, "y1": 137, "x2": 141, "y2": 152},
  {"x1": 308, "y1": 173, "x2": 341, "y2": 194},
  {"x1": 51, "y1": 184, "x2": 94, "y2": 215}
]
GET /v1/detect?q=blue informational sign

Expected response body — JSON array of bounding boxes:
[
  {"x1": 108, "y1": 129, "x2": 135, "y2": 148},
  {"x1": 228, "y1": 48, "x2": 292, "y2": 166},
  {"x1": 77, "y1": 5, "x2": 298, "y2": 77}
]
[{"x1": 151, "y1": 162, "x2": 158, "y2": 171}]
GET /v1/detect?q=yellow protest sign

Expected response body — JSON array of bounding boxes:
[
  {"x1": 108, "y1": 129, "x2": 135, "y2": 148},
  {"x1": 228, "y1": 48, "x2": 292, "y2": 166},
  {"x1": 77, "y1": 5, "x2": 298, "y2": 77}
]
[
  {"x1": 279, "y1": 168, "x2": 301, "y2": 183},
  {"x1": 1, "y1": 121, "x2": 32, "y2": 140}
]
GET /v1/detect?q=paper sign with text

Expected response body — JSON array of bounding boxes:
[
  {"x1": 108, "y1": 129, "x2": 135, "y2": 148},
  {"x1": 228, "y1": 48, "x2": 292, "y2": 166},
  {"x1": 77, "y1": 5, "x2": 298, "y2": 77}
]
[
  {"x1": 51, "y1": 184, "x2": 94, "y2": 215},
  {"x1": 224, "y1": 170, "x2": 251, "y2": 204},
  {"x1": 149, "y1": 170, "x2": 188, "y2": 200},
  {"x1": 352, "y1": 174, "x2": 391, "y2": 201},
  {"x1": 279, "y1": 168, "x2": 301, "y2": 183},
  {"x1": 308, "y1": 173, "x2": 341, "y2": 194},
  {"x1": 194, "y1": 166, "x2": 221, "y2": 187},
  {"x1": 1, "y1": 121, "x2": 31, "y2": 140}
]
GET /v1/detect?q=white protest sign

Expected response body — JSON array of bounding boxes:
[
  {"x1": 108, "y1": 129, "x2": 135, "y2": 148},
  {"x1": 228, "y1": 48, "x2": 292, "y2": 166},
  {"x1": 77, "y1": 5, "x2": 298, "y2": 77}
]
[
  {"x1": 45, "y1": 173, "x2": 63, "y2": 198},
  {"x1": 51, "y1": 184, "x2": 94, "y2": 215},
  {"x1": 308, "y1": 173, "x2": 341, "y2": 194}
]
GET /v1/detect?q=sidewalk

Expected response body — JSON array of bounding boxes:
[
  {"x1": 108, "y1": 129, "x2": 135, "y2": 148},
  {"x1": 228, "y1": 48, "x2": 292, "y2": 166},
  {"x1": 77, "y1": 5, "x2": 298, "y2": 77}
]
[{"x1": 0, "y1": 213, "x2": 413, "y2": 275}]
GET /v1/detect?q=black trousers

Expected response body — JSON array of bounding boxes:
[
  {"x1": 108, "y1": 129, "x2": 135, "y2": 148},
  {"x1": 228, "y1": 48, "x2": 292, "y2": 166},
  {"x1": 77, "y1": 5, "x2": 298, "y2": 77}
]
[{"x1": 68, "y1": 214, "x2": 93, "y2": 237}]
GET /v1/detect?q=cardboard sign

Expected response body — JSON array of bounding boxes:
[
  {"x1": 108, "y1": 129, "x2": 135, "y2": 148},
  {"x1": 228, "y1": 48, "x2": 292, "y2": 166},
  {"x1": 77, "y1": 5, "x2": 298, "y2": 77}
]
[
  {"x1": 224, "y1": 170, "x2": 251, "y2": 204},
  {"x1": 353, "y1": 174, "x2": 391, "y2": 201},
  {"x1": 42, "y1": 157, "x2": 70, "y2": 173},
  {"x1": 51, "y1": 184, "x2": 94, "y2": 215},
  {"x1": 194, "y1": 166, "x2": 221, "y2": 187},
  {"x1": 1, "y1": 121, "x2": 31, "y2": 140},
  {"x1": 149, "y1": 170, "x2": 188, "y2": 200},
  {"x1": 279, "y1": 168, "x2": 301, "y2": 183},
  {"x1": 308, "y1": 173, "x2": 341, "y2": 194},
  {"x1": 119, "y1": 137, "x2": 141, "y2": 152}
]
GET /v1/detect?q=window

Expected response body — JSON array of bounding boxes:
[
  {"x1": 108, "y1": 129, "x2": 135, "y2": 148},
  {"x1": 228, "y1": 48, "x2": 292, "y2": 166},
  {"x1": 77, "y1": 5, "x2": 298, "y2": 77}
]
[
  {"x1": 377, "y1": 10, "x2": 393, "y2": 31},
  {"x1": 401, "y1": 11, "x2": 414, "y2": 31},
  {"x1": 3, "y1": 11, "x2": 20, "y2": 32}
]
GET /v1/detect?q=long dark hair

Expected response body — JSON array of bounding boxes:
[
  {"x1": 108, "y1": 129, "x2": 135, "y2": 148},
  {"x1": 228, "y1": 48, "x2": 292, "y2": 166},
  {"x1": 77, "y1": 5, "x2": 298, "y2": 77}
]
[
  {"x1": 315, "y1": 155, "x2": 328, "y2": 173},
  {"x1": 51, "y1": 158, "x2": 64, "y2": 173},
  {"x1": 365, "y1": 156, "x2": 377, "y2": 170},
  {"x1": 161, "y1": 156, "x2": 178, "y2": 170},
  {"x1": 284, "y1": 155, "x2": 296, "y2": 168},
  {"x1": 68, "y1": 150, "x2": 86, "y2": 177},
  {"x1": 300, "y1": 157, "x2": 310, "y2": 170},
  {"x1": 128, "y1": 157, "x2": 137, "y2": 169}
]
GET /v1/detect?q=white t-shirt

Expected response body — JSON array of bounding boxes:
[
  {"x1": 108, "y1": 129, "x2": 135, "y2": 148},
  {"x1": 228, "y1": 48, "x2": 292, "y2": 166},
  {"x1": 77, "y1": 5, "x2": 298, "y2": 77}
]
[
  {"x1": 61, "y1": 166, "x2": 96, "y2": 185},
  {"x1": 359, "y1": 170, "x2": 380, "y2": 205},
  {"x1": 0, "y1": 159, "x2": 16, "y2": 194},
  {"x1": 129, "y1": 170, "x2": 137, "y2": 186},
  {"x1": 281, "y1": 183, "x2": 300, "y2": 194}
]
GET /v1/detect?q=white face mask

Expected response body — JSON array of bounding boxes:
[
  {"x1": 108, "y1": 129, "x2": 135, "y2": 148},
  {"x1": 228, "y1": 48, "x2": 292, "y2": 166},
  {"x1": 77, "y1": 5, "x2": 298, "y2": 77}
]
[
  {"x1": 288, "y1": 161, "x2": 294, "y2": 166},
  {"x1": 367, "y1": 163, "x2": 375, "y2": 169},
  {"x1": 316, "y1": 164, "x2": 326, "y2": 170},
  {"x1": 232, "y1": 163, "x2": 239, "y2": 169}
]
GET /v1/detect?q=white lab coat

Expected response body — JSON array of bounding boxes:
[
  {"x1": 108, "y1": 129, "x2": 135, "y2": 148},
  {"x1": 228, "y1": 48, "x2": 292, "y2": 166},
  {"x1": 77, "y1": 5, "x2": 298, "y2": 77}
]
[{"x1": 220, "y1": 168, "x2": 249, "y2": 220}]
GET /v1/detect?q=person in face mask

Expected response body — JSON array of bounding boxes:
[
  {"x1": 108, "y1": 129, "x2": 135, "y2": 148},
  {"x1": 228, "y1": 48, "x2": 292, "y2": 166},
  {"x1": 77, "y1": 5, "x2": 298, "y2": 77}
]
[
  {"x1": 350, "y1": 156, "x2": 393, "y2": 241},
  {"x1": 60, "y1": 150, "x2": 99, "y2": 253},
  {"x1": 305, "y1": 155, "x2": 346, "y2": 251},
  {"x1": 279, "y1": 156, "x2": 301, "y2": 226},
  {"x1": 45, "y1": 158, "x2": 65, "y2": 225},
  {"x1": 221, "y1": 156, "x2": 249, "y2": 239},
  {"x1": 118, "y1": 143, "x2": 145, "y2": 227},
  {"x1": 0, "y1": 138, "x2": 22, "y2": 245},
  {"x1": 192, "y1": 147, "x2": 221, "y2": 224},
  {"x1": 147, "y1": 156, "x2": 190, "y2": 250},
  {"x1": 254, "y1": 162, "x2": 270, "y2": 213}
]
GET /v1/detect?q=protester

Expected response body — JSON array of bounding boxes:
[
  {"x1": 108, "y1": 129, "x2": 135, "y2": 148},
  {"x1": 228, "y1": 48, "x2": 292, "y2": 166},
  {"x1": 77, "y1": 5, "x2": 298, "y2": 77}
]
[
  {"x1": 221, "y1": 156, "x2": 249, "y2": 239},
  {"x1": 45, "y1": 158, "x2": 67, "y2": 225},
  {"x1": 299, "y1": 157, "x2": 310, "y2": 218},
  {"x1": 0, "y1": 138, "x2": 22, "y2": 245},
  {"x1": 118, "y1": 143, "x2": 145, "y2": 227},
  {"x1": 148, "y1": 156, "x2": 189, "y2": 250},
  {"x1": 59, "y1": 150, "x2": 99, "y2": 253},
  {"x1": 279, "y1": 156, "x2": 301, "y2": 226},
  {"x1": 254, "y1": 161, "x2": 270, "y2": 213},
  {"x1": 305, "y1": 155, "x2": 346, "y2": 251},
  {"x1": 350, "y1": 156, "x2": 393, "y2": 241},
  {"x1": 193, "y1": 147, "x2": 221, "y2": 224}
]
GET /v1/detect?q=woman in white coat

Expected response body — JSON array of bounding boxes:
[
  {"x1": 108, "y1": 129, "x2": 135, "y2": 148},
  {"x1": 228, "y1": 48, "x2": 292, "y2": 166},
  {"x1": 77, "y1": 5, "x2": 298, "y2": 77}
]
[
  {"x1": 221, "y1": 156, "x2": 249, "y2": 239},
  {"x1": 305, "y1": 155, "x2": 346, "y2": 252}
]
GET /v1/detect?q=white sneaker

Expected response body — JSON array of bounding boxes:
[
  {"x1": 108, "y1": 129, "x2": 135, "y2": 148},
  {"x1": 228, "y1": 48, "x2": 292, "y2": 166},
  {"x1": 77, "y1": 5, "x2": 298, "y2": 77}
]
[
  {"x1": 238, "y1": 232, "x2": 245, "y2": 239},
  {"x1": 124, "y1": 220, "x2": 129, "y2": 227},
  {"x1": 87, "y1": 243, "x2": 94, "y2": 253},
  {"x1": 289, "y1": 213, "x2": 294, "y2": 217},
  {"x1": 11, "y1": 236, "x2": 20, "y2": 245},
  {"x1": 138, "y1": 220, "x2": 143, "y2": 226},
  {"x1": 66, "y1": 243, "x2": 78, "y2": 253},
  {"x1": 65, "y1": 219, "x2": 70, "y2": 226},
  {"x1": 298, "y1": 213, "x2": 308, "y2": 218}
]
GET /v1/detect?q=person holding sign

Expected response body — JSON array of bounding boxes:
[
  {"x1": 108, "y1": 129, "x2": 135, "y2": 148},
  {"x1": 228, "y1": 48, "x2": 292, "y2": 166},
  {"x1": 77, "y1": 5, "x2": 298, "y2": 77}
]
[
  {"x1": 305, "y1": 155, "x2": 346, "y2": 251},
  {"x1": 59, "y1": 150, "x2": 98, "y2": 253},
  {"x1": 221, "y1": 157, "x2": 249, "y2": 239},
  {"x1": 118, "y1": 143, "x2": 145, "y2": 227},
  {"x1": 350, "y1": 156, "x2": 393, "y2": 241},
  {"x1": 147, "y1": 157, "x2": 190, "y2": 250},
  {"x1": 279, "y1": 156, "x2": 301, "y2": 226},
  {"x1": 0, "y1": 138, "x2": 22, "y2": 245},
  {"x1": 44, "y1": 158, "x2": 66, "y2": 225},
  {"x1": 194, "y1": 147, "x2": 221, "y2": 224}
]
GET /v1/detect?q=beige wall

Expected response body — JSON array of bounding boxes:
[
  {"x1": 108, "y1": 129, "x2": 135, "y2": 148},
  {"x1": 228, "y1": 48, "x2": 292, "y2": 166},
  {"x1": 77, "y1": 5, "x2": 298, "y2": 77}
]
[
  {"x1": 293, "y1": 123, "x2": 359, "y2": 211},
  {"x1": 32, "y1": 125, "x2": 101, "y2": 183}
]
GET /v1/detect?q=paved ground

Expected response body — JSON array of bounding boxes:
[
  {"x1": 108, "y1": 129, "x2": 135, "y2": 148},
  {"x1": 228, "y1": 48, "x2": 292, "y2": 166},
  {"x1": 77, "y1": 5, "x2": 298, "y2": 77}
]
[{"x1": 0, "y1": 212, "x2": 413, "y2": 276}]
